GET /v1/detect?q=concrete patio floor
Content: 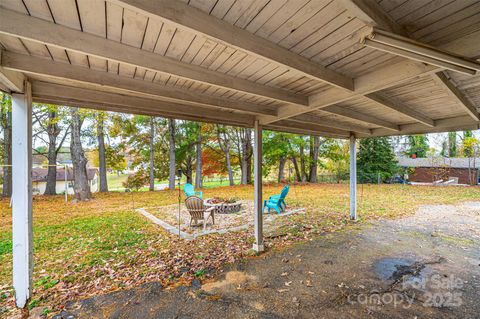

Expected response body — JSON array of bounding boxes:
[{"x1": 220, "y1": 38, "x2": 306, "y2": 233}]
[{"x1": 54, "y1": 202, "x2": 480, "y2": 319}]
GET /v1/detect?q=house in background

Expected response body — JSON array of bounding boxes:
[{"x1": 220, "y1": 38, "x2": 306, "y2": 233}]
[
  {"x1": 32, "y1": 167, "x2": 99, "y2": 195},
  {"x1": 398, "y1": 157, "x2": 480, "y2": 185}
]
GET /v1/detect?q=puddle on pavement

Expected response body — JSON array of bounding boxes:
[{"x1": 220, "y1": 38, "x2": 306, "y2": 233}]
[{"x1": 374, "y1": 257, "x2": 424, "y2": 281}]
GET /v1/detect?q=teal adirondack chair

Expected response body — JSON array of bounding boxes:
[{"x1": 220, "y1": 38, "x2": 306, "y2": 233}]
[
  {"x1": 184, "y1": 183, "x2": 202, "y2": 198},
  {"x1": 263, "y1": 185, "x2": 290, "y2": 214}
]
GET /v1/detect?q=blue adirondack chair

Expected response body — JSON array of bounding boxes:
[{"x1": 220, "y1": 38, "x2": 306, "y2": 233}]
[
  {"x1": 263, "y1": 185, "x2": 290, "y2": 214},
  {"x1": 184, "y1": 183, "x2": 202, "y2": 198}
]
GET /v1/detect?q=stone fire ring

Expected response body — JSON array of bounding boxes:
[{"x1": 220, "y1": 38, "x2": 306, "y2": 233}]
[{"x1": 204, "y1": 198, "x2": 242, "y2": 214}]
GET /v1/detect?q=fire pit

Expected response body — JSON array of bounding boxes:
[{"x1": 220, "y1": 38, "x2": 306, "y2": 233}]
[{"x1": 204, "y1": 197, "x2": 242, "y2": 214}]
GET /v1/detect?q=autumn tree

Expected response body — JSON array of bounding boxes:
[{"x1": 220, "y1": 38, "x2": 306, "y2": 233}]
[
  {"x1": 263, "y1": 131, "x2": 292, "y2": 183},
  {"x1": 323, "y1": 139, "x2": 349, "y2": 183},
  {"x1": 69, "y1": 107, "x2": 91, "y2": 201},
  {"x1": 460, "y1": 131, "x2": 479, "y2": 185},
  {"x1": 111, "y1": 114, "x2": 166, "y2": 188},
  {"x1": 176, "y1": 121, "x2": 199, "y2": 184},
  {"x1": 32, "y1": 104, "x2": 70, "y2": 195}
]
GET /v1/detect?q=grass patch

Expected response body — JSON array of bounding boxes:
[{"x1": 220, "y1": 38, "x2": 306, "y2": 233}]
[{"x1": 0, "y1": 184, "x2": 479, "y2": 316}]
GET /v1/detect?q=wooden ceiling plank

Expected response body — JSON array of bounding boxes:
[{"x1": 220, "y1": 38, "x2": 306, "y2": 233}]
[
  {"x1": 340, "y1": 0, "x2": 480, "y2": 124},
  {"x1": 110, "y1": 0, "x2": 354, "y2": 91},
  {"x1": 0, "y1": 8, "x2": 306, "y2": 105}
]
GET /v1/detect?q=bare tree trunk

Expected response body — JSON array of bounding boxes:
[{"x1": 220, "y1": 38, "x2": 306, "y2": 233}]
[
  {"x1": 239, "y1": 129, "x2": 250, "y2": 185},
  {"x1": 278, "y1": 156, "x2": 286, "y2": 183},
  {"x1": 241, "y1": 158, "x2": 248, "y2": 185},
  {"x1": 149, "y1": 117, "x2": 155, "y2": 191},
  {"x1": 45, "y1": 110, "x2": 60, "y2": 195},
  {"x1": 291, "y1": 156, "x2": 301, "y2": 182},
  {"x1": 300, "y1": 143, "x2": 306, "y2": 182},
  {"x1": 168, "y1": 119, "x2": 176, "y2": 190},
  {"x1": 245, "y1": 129, "x2": 253, "y2": 184},
  {"x1": 195, "y1": 124, "x2": 202, "y2": 188},
  {"x1": 185, "y1": 155, "x2": 193, "y2": 184},
  {"x1": 1, "y1": 95, "x2": 12, "y2": 197},
  {"x1": 70, "y1": 107, "x2": 91, "y2": 201},
  {"x1": 217, "y1": 126, "x2": 234, "y2": 186},
  {"x1": 97, "y1": 113, "x2": 108, "y2": 192},
  {"x1": 225, "y1": 151, "x2": 234, "y2": 186},
  {"x1": 309, "y1": 136, "x2": 320, "y2": 183}
]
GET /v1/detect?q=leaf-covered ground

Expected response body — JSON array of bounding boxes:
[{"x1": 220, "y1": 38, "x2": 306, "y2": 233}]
[{"x1": 0, "y1": 184, "x2": 479, "y2": 317}]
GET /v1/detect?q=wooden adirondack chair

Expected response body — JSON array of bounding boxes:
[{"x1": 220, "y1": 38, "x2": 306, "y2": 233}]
[
  {"x1": 263, "y1": 185, "x2": 290, "y2": 214},
  {"x1": 185, "y1": 196, "x2": 215, "y2": 230},
  {"x1": 184, "y1": 183, "x2": 202, "y2": 198}
]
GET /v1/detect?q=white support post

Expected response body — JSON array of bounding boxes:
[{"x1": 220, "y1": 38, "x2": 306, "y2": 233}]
[
  {"x1": 253, "y1": 120, "x2": 264, "y2": 252},
  {"x1": 349, "y1": 134, "x2": 357, "y2": 220},
  {"x1": 12, "y1": 81, "x2": 33, "y2": 308}
]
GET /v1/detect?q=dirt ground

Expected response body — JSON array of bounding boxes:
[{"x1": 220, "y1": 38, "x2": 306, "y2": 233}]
[{"x1": 52, "y1": 201, "x2": 480, "y2": 319}]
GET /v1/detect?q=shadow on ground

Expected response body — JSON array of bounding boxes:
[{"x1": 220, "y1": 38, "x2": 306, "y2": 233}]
[{"x1": 55, "y1": 202, "x2": 480, "y2": 319}]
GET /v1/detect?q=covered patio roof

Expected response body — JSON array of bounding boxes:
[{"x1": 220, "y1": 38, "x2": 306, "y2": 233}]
[
  {"x1": 1, "y1": 0, "x2": 480, "y2": 310},
  {"x1": 0, "y1": 0, "x2": 479, "y2": 138}
]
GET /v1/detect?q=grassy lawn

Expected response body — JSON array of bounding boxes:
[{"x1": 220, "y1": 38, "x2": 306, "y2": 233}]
[
  {"x1": 106, "y1": 173, "x2": 128, "y2": 189},
  {"x1": 1, "y1": 184, "x2": 479, "y2": 316}
]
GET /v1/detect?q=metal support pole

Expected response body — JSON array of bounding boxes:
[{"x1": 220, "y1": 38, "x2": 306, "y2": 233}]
[
  {"x1": 349, "y1": 134, "x2": 357, "y2": 221},
  {"x1": 12, "y1": 81, "x2": 33, "y2": 308},
  {"x1": 253, "y1": 120, "x2": 264, "y2": 252}
]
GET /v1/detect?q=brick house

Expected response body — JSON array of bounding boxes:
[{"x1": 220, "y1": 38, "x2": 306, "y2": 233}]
[{"x1": 398, "y1": 157, "x2": 480, "y2": 185}]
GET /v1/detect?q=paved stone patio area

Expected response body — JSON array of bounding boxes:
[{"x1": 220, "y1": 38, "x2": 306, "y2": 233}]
[{"x1": 138, "y1": 201, "x2": 305, "y2": 239}]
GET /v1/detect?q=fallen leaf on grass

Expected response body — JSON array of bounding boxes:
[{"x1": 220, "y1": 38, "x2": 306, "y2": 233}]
[{"x1": 206, "y1": 294, "x2": 222, "y2": 301}]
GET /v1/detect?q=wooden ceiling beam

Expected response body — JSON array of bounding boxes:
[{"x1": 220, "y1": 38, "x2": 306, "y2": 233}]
[
  {"x1": 0, "y1": 51, "x2": 24, "y2": 93},
  {"x1": 321, "y1": 105, "x2": 400, "y2": 132},
  {"x1": 370, "y1": 116, "x2": 480, "y2": 137},
  {"x1": 264, "y1": 124, "x2": 350, "y2": 139},
  {"x1": 365, "y1": 93, "x2": 434, "y2": 127},
  {"x1": 432, "y1": 72, "x2": 480, "y2": 121},
  {"x1": 274, "y1": 120, "x2": 352, "y2": 136},
  {"x1": 111, "y1": 0, "x2": 354, "y2": 91},
  {"x1": 289, "y1": 113, "x2": 371, "y2": 135},
  {"x1": 2, "y1": 51, "x2": 277, "y2": 116},
  {"x1": 337, "y1": 0, "x2": 405, "y2": 34},
  {"x1": 31, "y1": 81, "x2": 256, "y2": 127},
  {"x1": 0, "y1": 8, "x2": 306, "y2": 106}
]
